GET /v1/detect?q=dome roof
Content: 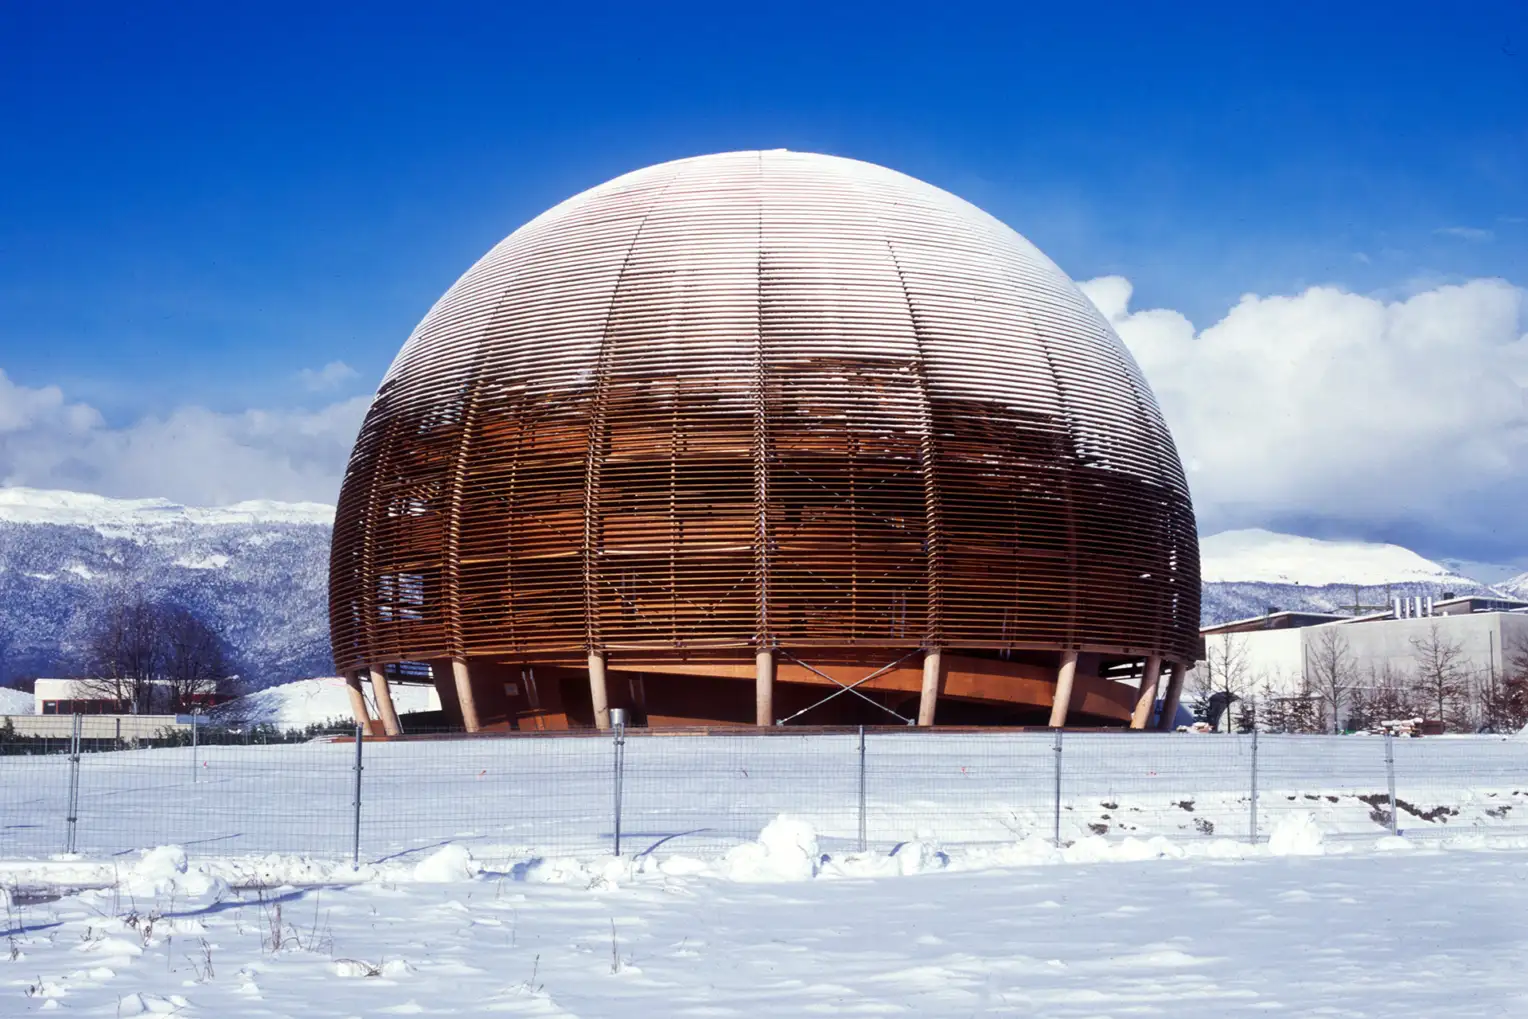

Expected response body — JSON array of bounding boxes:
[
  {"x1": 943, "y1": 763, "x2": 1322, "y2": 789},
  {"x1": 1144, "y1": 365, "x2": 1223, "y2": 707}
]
[{"x1": 331, "y1": 151, "x2": 1199, "y2": 672}]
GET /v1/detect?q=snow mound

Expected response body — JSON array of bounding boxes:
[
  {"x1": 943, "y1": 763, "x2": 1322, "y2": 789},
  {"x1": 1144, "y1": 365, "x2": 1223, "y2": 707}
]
[
  {"x1": 116, "y1": 993, "x2": 194, "y2": 1016},
  {"x1": 121, "y1": 846, "x2": 229, "y2": 903},
  {"x1": 722, "y1": 815, "x2": 822, "y2": 882},
  {"x1": 1200, "y1": 529, "x2": 1467, "y2": 587},
  {"x1": 1268, "y1": 812, "x2": 1325, "y2": 856},
  {"x1": 412, "y1": 844, "x2": 481, "y2": 883},
  {"x1": 888, "y1": 840, "x2": 949, "y2": 875},
  {"x1": 217, "y1": 676, "x2": 440, "y2": 731},
  {"x1": 0, "y1": 685, "x2": 34, "y2": 714}
]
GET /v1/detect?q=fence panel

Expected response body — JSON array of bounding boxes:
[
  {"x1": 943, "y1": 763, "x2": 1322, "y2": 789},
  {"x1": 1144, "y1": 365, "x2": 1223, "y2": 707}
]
[
  {"x1": 359, "y1": 734, "x2": 613, "y2": 862},
  {"x1": 1392, "y1": 736, "x2": 1528, "y2": 839},
  {"x1": 617, "y1": 731, "x2": 860, "y2": 857},
  {"x1": 7, "y1": 726, "x2": 1528, "y2": 864},
  {"x1": 1061, "y1": 733, "x2": 1254, "y2": 843},
  {"x1": 0, "y1": 738, "x2": 74, "y2": 857},
  {"x1": 1253, "y1": 735, "x2": 1397, "y2": 841},
  {"x1": 862, "y1": 730, "x2": 1058, "y2": 847},
  {"x1": 72, "y1": 739, "x2": 358, "y2": 858}
]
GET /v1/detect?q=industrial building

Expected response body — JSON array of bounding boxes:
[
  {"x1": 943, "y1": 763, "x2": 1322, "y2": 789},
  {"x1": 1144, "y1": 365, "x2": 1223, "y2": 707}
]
[
  {"x1": 1195, "y1": 594, "x2": 1528, "y2": 724},
  {"x1": 329, "y1": 151, "x2": 1201, "y2": 733}
]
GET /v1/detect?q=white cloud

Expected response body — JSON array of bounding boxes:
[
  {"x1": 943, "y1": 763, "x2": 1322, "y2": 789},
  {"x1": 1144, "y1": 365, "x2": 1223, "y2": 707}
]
[
  {"x1": 1081, "y1": 275, "x2": 1528, "y2": 547},
  {"x1": 1434, "y1": 226, "x2": 1494, "y2": 242},
  {"x1": 0, "y1": 367, "x2": 368, "y2": 505},
  {"x1": 297, "y1": 361, "x2": 360, "y2": 392}
]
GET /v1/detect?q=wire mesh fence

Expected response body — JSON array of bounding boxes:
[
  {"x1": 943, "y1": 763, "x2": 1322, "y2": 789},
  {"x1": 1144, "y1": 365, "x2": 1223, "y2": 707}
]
[{"x1": 3, "y1": 719, "x2": 1528, "y2": 864}]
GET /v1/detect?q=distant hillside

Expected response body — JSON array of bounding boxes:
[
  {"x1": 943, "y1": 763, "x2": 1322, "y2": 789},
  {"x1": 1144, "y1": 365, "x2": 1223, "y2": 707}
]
[
  {"x1": 1198, "y1": 529, "x2": 1504, "y2": 624},
  {"x1": 0, "y1": 487, "x2": 333, "y2": 688},
  {"x1": 1499, "y1": 573, "x2": 1528, "y2": 601}
]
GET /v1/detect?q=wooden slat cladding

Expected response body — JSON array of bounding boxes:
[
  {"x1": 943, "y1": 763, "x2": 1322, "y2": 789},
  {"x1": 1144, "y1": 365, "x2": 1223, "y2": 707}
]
[{"x1": 329, "y1": 151, "x2": 1200, "y2": 672}]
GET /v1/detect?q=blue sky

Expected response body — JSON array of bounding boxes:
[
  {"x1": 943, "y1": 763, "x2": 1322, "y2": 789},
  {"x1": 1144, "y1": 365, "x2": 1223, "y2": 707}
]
[{"x1": 1, "y1": 2, "x2": 1525, "y2": 560}]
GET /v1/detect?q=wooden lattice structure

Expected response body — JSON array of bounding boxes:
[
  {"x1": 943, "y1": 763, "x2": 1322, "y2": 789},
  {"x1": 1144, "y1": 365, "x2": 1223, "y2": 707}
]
[{"x1": 330, "y1": 151, "x2": 1200, "y2": 732}]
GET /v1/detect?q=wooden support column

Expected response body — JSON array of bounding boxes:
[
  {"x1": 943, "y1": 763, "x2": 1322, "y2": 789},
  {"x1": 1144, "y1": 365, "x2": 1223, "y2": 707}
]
[
  {"x1": 344, "y1": 671, "x2": 374, "y2": 729},
  {"x1": 755, "y1": 648, "x2": 774, "y2": 726},
  {"x1": 368, "y1": 665, "x2": 402, "y2": 737},
  {"x1": 588, "y1": 651, "x2": 611, "y2": 731},
  {"x1": 1156, "y1": 662, "x2": 1187, "y2": 731},
  {"x1": 917, "y1": 649, "x2": 943, "y2": 726},
  {"x1": 1047, "y1": 650, "x2": 1080, "y2": 728},
  {"x1": 1129, "y1": 655, "x2": 1163, "y2": 730},
  {"x1": 452, "y1": 658, "x2": 481, "y2": 733}
]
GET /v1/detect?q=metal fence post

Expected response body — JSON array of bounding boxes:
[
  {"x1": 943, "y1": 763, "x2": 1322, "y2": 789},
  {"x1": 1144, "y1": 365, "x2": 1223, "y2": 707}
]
[
  {"x1": 611, "y1": 708, "x2": 627, "y2": 856},
  {"x1": 65, "y1": 713, "x2": 81, "y2": 855},
  {"x1": 1052, "y1": 728, "x2": 1063, "y2": 848},
  {"x1": 351, "y1": 722, "x2": 364, "y2": 869},
  {"x1": 191, "y1": 709, "x2": 199, "y2": 782},
  {"x1": 1248, "y1": 727, "x2": 1259, "y2": 844},
  {"x1": 857, "y1": 725, "x2": 867, "y2": 853},
  {"x1": 1384, "y1": 732, "x2": 1399, "y2": 837}
]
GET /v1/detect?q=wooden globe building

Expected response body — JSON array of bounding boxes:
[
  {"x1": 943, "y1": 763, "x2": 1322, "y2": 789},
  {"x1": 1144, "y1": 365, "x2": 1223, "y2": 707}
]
[{"x1": 329, "y1": 151, "x2": 1201, "y2": 733}]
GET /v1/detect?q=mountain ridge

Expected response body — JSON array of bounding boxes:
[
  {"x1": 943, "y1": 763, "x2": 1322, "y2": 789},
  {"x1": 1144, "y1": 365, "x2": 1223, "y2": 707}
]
[{"x1": 0, "y1": 488, "x2": 333, "y2": 687}]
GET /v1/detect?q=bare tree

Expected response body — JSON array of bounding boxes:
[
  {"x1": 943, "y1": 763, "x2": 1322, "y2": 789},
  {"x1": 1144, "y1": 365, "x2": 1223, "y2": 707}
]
[
  {"x1": 80, "y1": 596, "x2": 233, "y2": 714},
  {"x1": 1480, "y1": 638, "x2": 1528, "y2": 733},
  {"x1": 81, "y1": 594, "x2": 163, "y2": 712},
  {"x1": 1306, "y1": 627, "x2": 1355, "y2": 733},
  {"x1": 1192, "y1": 634, "x2": 1251, "y2": 732},
  {"x1": 1346, "y1": 662, "x2": 1418, "y2": 732},
  {"x1": 159, "y1": 605, "x2": 235, "y2": 712},
  {"x1": 1254, "y1": 671, "x2": 1323, "y2": 734},
  {"x1": 1409, "y1": 623, "x2": 1470, "y2": 731}
]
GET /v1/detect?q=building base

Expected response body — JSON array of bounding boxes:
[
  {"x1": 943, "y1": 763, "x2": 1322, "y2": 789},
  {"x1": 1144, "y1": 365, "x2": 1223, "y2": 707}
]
[{"x1": 420, "y1": 649, "x2": 1144, "y2": 730}]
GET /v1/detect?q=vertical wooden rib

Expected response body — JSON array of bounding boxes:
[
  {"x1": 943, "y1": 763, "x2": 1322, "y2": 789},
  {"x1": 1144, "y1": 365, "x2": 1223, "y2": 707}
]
[
  {"x1": 752, "y1": 152, "x2": 771, "y2": 653},
  {"x1": 442, "y1": 385, "x2": 480, "y2": 659}
]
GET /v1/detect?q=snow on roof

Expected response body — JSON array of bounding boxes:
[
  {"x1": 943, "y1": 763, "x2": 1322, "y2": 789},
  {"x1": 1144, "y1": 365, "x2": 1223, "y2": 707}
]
[
  {"x1": 1199, "y1": 529, "x2": 1468, "y2": 587},
  {"x1": 1201, "y1": 609, "x2": 1349, "y2": 634},
  {"x1": 0, "y1": 487, "x2": 334, "y2": 530}
]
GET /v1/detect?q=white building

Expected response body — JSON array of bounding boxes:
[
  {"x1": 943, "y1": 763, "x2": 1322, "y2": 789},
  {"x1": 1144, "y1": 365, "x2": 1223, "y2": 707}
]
[
  {"x1": 33, "y1": 677, "x2": 226, "y2": 716},
  {"x1": 1193, "y1": 595, "x2": 1528, "y2": 721}
]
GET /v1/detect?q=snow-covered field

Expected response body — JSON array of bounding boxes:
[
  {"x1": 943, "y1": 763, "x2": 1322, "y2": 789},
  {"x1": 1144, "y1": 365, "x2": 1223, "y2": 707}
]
[
  {"x1": 3, "y1": 820, "x2": 1528, "y2": 1015},
  {"x1": 5, "y1": 734, "x2": 1528, "y2": 1013}
]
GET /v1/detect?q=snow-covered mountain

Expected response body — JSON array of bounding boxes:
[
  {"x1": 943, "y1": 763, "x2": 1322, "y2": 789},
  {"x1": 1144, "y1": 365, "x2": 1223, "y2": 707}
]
[
  {"x1": 0, "y1": 488, "x2": 333, "y2": 687},
  {"x1": 1200, "y1": 529, "x2": 1473, "y2": 587},
  {"x1": 1502, "y1": 574, "x2": 1528, "y2": 598},
  {"x1": 1198, "y1": 528, "x2": 1505, "y2": 624}
]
